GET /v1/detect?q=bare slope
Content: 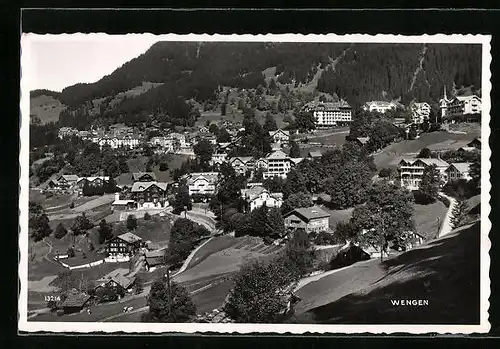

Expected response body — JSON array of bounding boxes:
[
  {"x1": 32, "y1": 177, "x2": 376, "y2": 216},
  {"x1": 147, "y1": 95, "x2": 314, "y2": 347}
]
[{"x1": 292, "y1": 221, "x2": 481, "y2": 324}]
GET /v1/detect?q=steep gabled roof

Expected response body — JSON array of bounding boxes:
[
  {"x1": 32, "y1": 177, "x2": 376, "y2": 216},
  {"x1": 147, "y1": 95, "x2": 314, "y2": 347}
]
[
  {"x1": 132, "y1": 172, "x2": 157, "y2": 181},
  {"x1": 131, "y1": 181, "x2": 168, "y2": 192},
  {"x1": 447, "y1": 162, "x2": 471, "y2": 174},
  {"x1": 266, "y1": 150, "x2": 289, "y2": 160},
  {"x1": 187, "y1": 172, "x2": 219, "y2": 185},
  {"x1": 284, "y1": 206, "x2": 330, "y2": 222},
  {"x1": 116, "y1": 232, "x2": 142, "y2": 244},
  {"x1": 61, "y1": 290, "x2": 92, "y2": 308}
]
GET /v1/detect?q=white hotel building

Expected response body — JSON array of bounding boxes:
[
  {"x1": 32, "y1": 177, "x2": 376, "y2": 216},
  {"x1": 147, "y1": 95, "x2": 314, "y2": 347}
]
[
  {"x1": 363, "y1": 101, "x2": 398, "y2": 114},
  {"x1": 261, "y1": 150, "x2": 304, "y2": 179},
  {"x1": 304, "y1": 101, "x2": 353, "y2": 127}
]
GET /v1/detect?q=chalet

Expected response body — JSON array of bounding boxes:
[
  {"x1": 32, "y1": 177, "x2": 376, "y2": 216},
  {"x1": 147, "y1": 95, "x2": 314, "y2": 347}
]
[
  {"x1": 283, "y1": 206, "x2": 331, "y2": 233},
  {"x1": 362, "y1": 101, "x2": 397, "y2": 114},
  {"x1": 76, "y1": 176, "x2": 110, "y2": 189},
  {"x1": 106, "y1": 232, "x2": 143, "y2": 258},
  {"x1": 445, "y1": 162, "x2": 472, "y2": 181},
  {"x1": 186, "y1": 172, "x2": 219, "y2": 196},
  {"x1": 111, "y1": 193, "x2": 136, "y2": 211},
  {"x1": 57, "y1": 174, "x2": 79, "y2": 187},
  {"x1": 131, "y1": 181, "x2": 168, "y2": 209},
  {"x1": 95, "y1": 269, "x2": 136, "y2": 294},
  {"x1": 398, "y1": 158, "x2": 449, "y2": 190},
  {"x1": 58, "y1": 127, "x2": 79, "y2": 139},
  {"x1": 269, "y1": 129, "x2": 291, "y2": 144},
  {"x1": 410, "y1": 102, "x2": 431, "y2": 124},
  {"x1": 61, "y1": 290, "x2": 93, "y2": 314},
  {"x1": 210, "y1": 151, "x2": 228, "y2": 167},
  {"x1": 227, "y1": 157, "x2": 255, "y2": 175},
  {"x1": 240, "y1": 186, "x2": 283, "y2": 212},
  {"x1": 260, "y1": 150, "x2": 304, "y2": 179},
  {"x1": 132, "y1": 172, "x2": 157, "y2": 182},
  {"x1": 144, "y1": 250, "x2": 166, "y2": 271},
  {"x1": 468, "y1": 137, "x2": 481, "y2": 150},
  {"x1": 308, "y1": 150, "x2": 322, "y2": 159}
]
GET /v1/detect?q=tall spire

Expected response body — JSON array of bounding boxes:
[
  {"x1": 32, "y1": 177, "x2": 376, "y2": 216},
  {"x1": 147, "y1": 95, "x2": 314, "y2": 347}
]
[{"x1": 444, "y1": 85, "x2": 447, "y2": 101}]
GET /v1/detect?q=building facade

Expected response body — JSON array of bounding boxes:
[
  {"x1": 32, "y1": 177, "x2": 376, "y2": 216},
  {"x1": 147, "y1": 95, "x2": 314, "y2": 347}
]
[
  {"x1": 240, "y1": 186, "x2": 283, "y2": 212},
  {"x1": 130, "y1": 181, "x2": 168, "y2": 209},
  {"x1": 269, "y1": 129, "x2": 291, "y2": 144},
  {"x1": 105, "y1": 233, "x2": 143, "y2": 258},
  {"x1": 283, "y1": 206, "x2": 331, "y2": 233},
  {"x1": 446, "y1": 95, "x2": 482, "y2": 117},
  {"x1": 363, "y1": 101, "x2": 398, "y2": 114},
  {"x1": 410, "y1": 102, "x2": 431, "y2": 124},
  {"x1": 445, "y1": 163, "x2": 472, "y2": 181},
  {"x1": 261, "y1": 150, "x2": 304, "y2": 179},
  {"x1": 304, "y1": 101, "x2": 352, "y2": 127},
  {"x1": 398, "y1": 158, "x2": 450, "y2": 190},
  {"x1": 186, "y1": 172, "x2": 219, "y2": 196}
]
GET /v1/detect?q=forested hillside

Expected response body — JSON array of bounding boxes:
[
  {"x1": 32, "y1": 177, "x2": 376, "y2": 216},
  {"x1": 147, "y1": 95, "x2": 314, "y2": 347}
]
[{"x1": 31, "y1": 42, "x2": 481, "y2": 129}]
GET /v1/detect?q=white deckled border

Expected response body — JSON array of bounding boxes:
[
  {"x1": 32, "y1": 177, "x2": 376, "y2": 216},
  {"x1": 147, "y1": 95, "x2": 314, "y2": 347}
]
[{"x1": 19, "y1": 33, "x2": 492, "y2": 334}]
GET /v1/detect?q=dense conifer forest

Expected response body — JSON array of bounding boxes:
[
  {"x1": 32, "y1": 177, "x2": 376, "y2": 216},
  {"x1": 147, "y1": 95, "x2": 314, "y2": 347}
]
[{"x1": 31, "y1": 42, "x2": 481, "y2": 129}]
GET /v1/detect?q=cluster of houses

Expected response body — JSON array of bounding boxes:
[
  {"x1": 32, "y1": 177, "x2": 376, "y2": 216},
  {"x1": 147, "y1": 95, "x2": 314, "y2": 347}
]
[
  {"x1": 44, "y1": 175, "x2": 110, "y2": 193},
  {"x1": 58, "y1": 125, "x2": 142, "y2": 149},
  {"x1": 398, "y1": 137, "x2": 481, "y2": 191}
]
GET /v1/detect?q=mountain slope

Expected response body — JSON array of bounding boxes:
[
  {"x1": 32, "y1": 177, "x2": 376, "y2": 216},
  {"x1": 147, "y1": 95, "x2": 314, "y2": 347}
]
[{"x1": 32, "y1": 42, "x2": 482, "y2": 128}]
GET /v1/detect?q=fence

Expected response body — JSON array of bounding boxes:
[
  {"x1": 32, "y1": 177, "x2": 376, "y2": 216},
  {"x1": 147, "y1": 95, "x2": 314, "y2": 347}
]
[{"x1": 57, "y1": 258, "x2": 105, "y2": 270}]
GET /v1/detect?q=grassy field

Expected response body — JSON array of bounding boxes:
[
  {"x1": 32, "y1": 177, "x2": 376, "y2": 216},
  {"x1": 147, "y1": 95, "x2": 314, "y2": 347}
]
[
  {"x1": 184, "y1": 235, "x2": 241, "y2": 270},
  {"x1": 116, "y1": 153, "x2": 188, "y2": 185},
  {"x1": 30, "y1": 94, "x2": 66, "y2": 124},
  {"x1": 413, "y1": 200, "x2": 448, "y2": 240},
  {"x1": 373, "y1": 131, "x2": 477, "y2": 170},
  {"x1": 292, "y1": 221, "x2": 480, "y2": 324}
]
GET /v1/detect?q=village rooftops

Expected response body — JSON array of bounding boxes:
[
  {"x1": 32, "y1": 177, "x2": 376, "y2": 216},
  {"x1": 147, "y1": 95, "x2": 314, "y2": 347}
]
[
  {"x1": 266, "y1": 150, "x2": 289, "y2": 160},
  {"x1": 356, "y1": 137, "x2": 370, "y2": 145},
  {"x1": 61, "y1": 290, "x2": 92, "y2": 308},
  {"x1": 58, "y1": 174, "x2": 79, "y2": 182},
  {"x1": 240, "y1": 186, "x2": 283, "y2": 201},
  {"x1": 117, "y1": 232, "x2": 142, "y2": 244},
  {"x1": 77, "y1": 176, "x2": 110, "y2": 183},
  {"x1": 131, "y1": 181, "x2": 168, "y2": 192},
  {"x1": 448, "y1": 162, "x2": 471, "y2": 173},
  {"x1": 228, "y1": 156, "x2": 253, "y2": 164},
  {"x1": 308, "y1": 150, "x2": 323, "y2": 158},
  {"x1": 268, "y1": 129, "x2": 290, "y2": 137},
  {"x1": 132, "y1": 172, "x2": 157, "y2": 181},
  {"x1": 144, "y1": 249, "x2": 166, "y2": 267},
  {"x1": 284, "y1": 206, "x2": 331, "y2": 222},
  {"x1": 399, "y1": 157, "x2": 450, "y2": 168},
  {"x1": 186, "y1": 172, "x2": 220, "y2": 184}
]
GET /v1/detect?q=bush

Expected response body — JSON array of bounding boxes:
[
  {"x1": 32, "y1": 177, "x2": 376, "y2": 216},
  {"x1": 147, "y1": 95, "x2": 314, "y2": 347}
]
[
  {"x1": 144, "y1": 212, "x2": 151, "y2": 221},
  {"x1": 159, "y1": 162, "x2": 168, "y2": 171},
  {"x1": 67, "y1": 247, "x2": 75, "y2": 258},
  {"x1": 378, "y1": 168, "x2": 392, "y2": 178},
  {"x1": 312, "y1": 230, "x2": 338, "y2": 246},
  {"x1": 69, "y1": 202, "x2": 75, "y2": 209},
  {"x1": 438, "y1": 195, "x2": 450, "y2": 208}
]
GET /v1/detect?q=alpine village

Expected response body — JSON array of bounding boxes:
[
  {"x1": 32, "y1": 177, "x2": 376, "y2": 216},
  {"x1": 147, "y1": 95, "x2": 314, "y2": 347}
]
[{"x1": 28, "y1": 42, "x2": 482, "y2": 325}]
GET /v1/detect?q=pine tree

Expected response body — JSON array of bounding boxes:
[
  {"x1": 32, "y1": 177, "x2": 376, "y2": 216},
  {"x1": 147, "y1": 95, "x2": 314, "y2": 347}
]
[
  {"x1": 419, "y1": 164, "x2": 441, "y2": 203},
  {"x1": 450, "y1": 198, "x2": 469, "y2": 230},
  {"x1": 54, "y1": 223, "x2": 68, "y2": 239}
]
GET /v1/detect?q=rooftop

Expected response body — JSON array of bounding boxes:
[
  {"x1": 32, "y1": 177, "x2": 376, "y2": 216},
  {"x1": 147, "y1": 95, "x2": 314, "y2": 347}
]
[
  {"x1": 116, "y1": 232, "x2": 142, "y2": 244},
  {"x1": 285, "y1": 206, "x2": 331, "y2": 222},
  {"x1": 132, "y1": 172, "x2": 157, "y2": 181},
  {"x1": 131, "y1": 181, "x2": 168, "y2": 192},
  {"x1": 61, "y1": 290, "x2": 92, "y2": 308},
  {"x1": 449, "y1": 162, "x2": 471, "y2": 174}
]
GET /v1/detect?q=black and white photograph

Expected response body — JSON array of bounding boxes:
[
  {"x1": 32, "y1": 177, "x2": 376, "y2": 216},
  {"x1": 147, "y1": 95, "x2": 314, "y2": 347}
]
[{"x1": 18, "y1": 33, "x2": 491, "y2": 334}]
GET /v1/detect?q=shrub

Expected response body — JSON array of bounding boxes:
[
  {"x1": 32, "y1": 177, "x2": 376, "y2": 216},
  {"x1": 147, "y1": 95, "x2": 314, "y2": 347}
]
[
  {"x1": 67, "y1": 247, "x2": 75, "y2": 258},
  {"x1": 144, "y1": 212, "x2": 151, "y2": 221},
  {"x1": 69, "y1": 202, "x2": 75, "y2": 209},
  {"x1": 378, "y1": 168, "x2": 392, "y2": 178},
  {"x1": 312, "y1": 230, "x2": 338, "y2": 246}
]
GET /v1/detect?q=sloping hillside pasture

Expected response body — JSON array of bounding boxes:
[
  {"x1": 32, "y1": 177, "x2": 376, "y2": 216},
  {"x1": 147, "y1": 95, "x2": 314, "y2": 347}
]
[
  {"x1": 30, "y1": 94, "x2": 66, "y2": 124},
  {"x1": 374, "y1": 131, "x2": 478, "y2": 170},
  {"x1": 292, "y1": 221, "x2": 480, "y2": 324}
]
